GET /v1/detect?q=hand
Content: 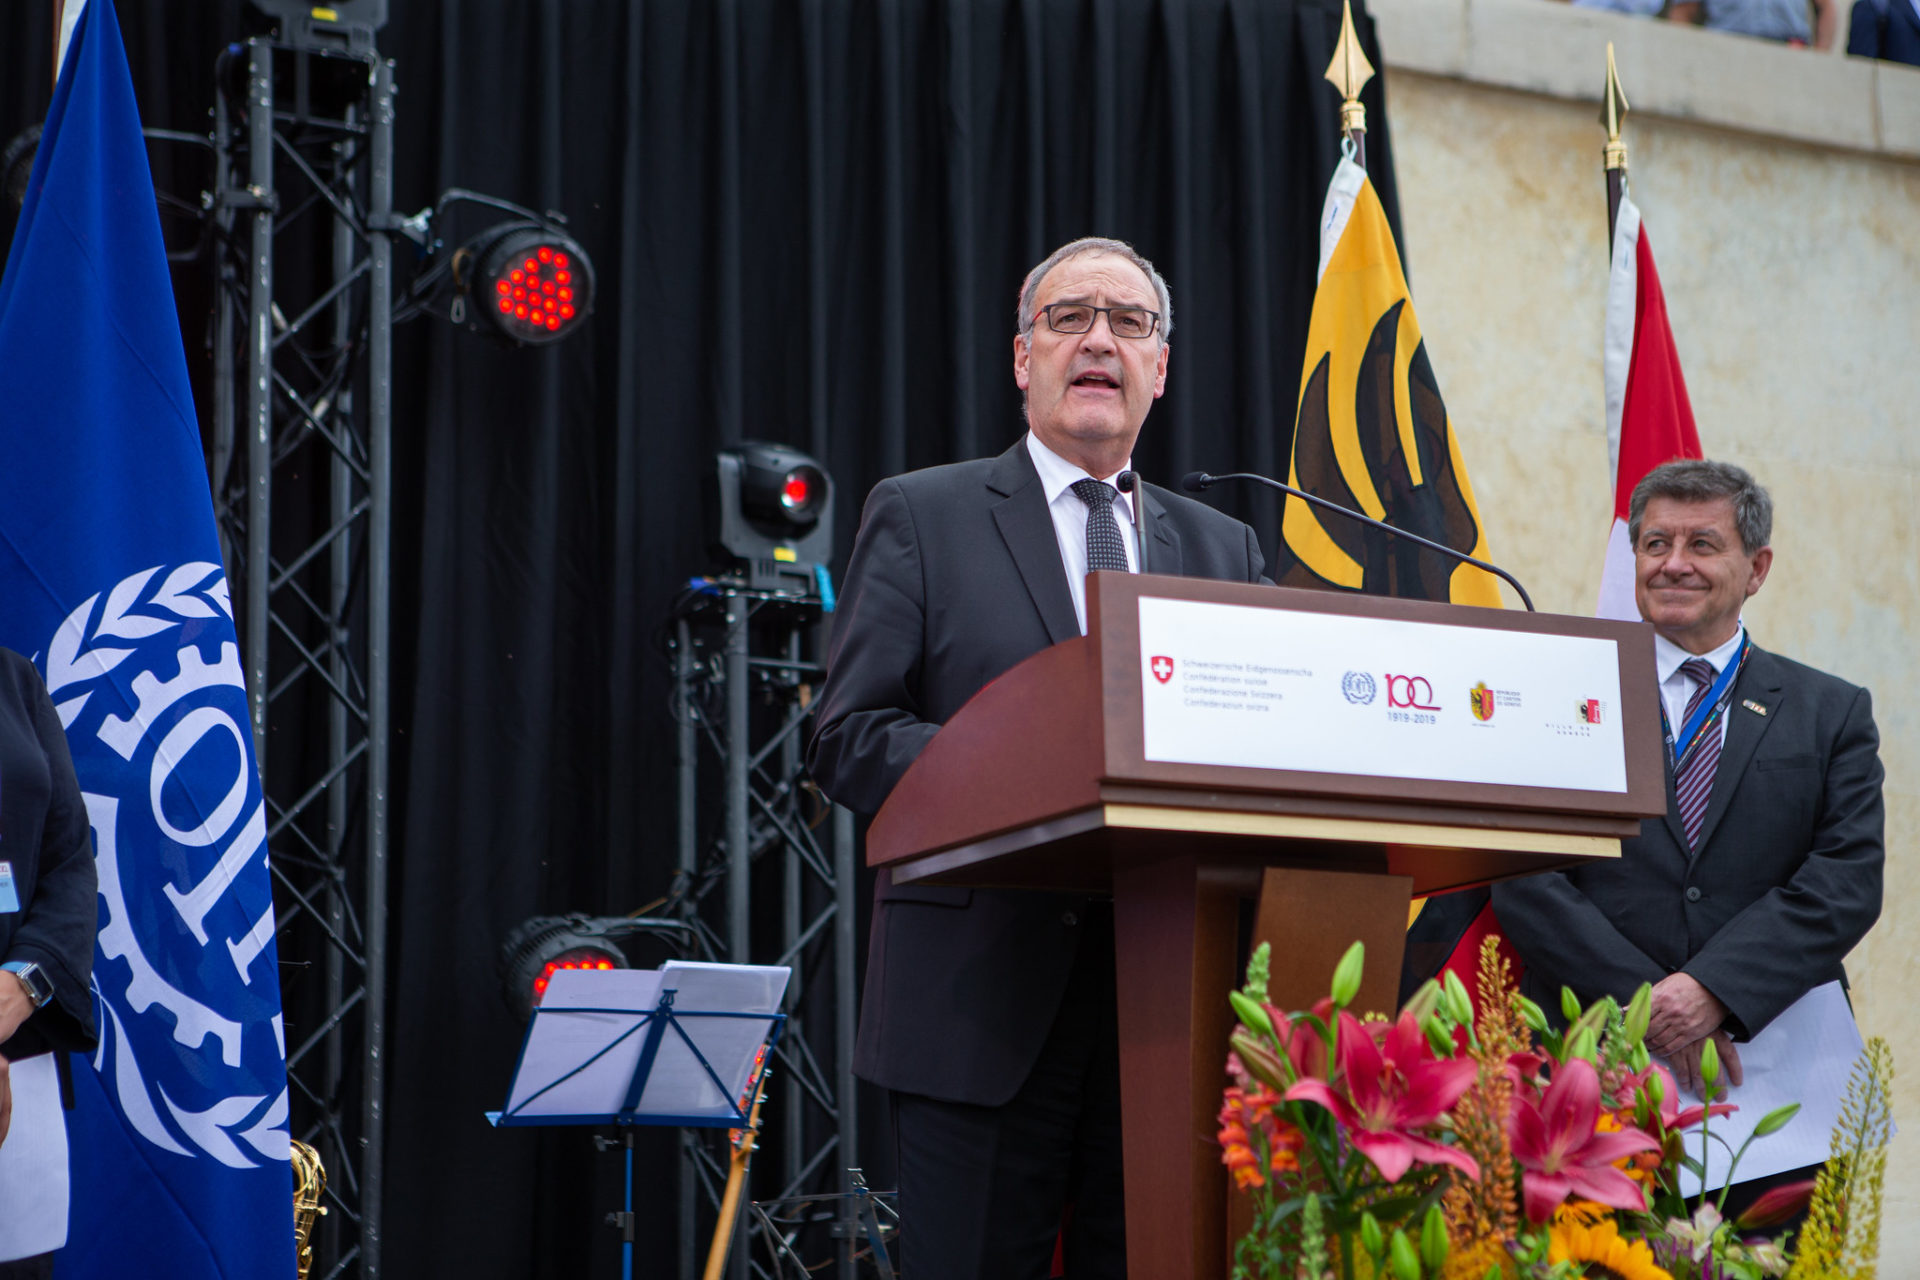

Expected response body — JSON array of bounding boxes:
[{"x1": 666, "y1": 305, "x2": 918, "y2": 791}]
[
  {"x1": 1670, "y1": 1030, "x2": 1744, "y2": 1100},
  {"x1": 1645, "y1": 973, "x2": 1727, "y2": 1058},
  {"x1": 0, "y1": 976, "x2": 32, "y2": 1048},
  {"x1": 0, "y1": 1053, "x2": 11, "y2": 1150}
]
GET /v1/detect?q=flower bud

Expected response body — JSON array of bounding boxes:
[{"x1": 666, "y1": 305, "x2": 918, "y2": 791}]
[
  {"x1": 1403, "y1": 979, "x2": 1442, "y2": 1025},
  {"x1": 1423, "y1": 1016, "x2": 1455, "y2": 1057},
  {"x1": 1229, "y1": 990, "x2": 1275, "y2": 1040},
  {"x1": 1629, "y1": 1042, "x2": 1650, "y2": 1072},
  {"x1": 1516, "y1": 995, "x2": 1548, "y2": 1033},
  {"x1": 1420, "y1": 1206, "x2": 1449, "y2": 1271},
  {"x1": 1753, "y1": 1102, "x2": 1800, "y2": 1137},
  {"x1": 1646, "y1": 1068, "x2": 1665, "y2": 1108},
  {"x1": 1330, "y1": 941, "x2": 1365, "y2": 1009},
  {"x1": 1700, "y1": 1036, "x2": 1720, "y2": 1087},
  {"x1": 1442, "y1": 969, "x2": 1475, "y2": 1027},
  {"x1": 1567, "y1": 1027, "x2": 1598, "y2": 1063},
  {"x1": 1390, "y1": 1228, "x2": 1423, "y2": 1280},
  {"x1": 1623, "y1": 983, "x2": 1652, "y2": 1045},
  {"x1": 1560, "y1": 986, "x2": 1582, "y2": 1023},
  {"x1": 1359, "y1": 1211, "x2": 1384, "y2": 1259},
  {"x1": 1244, "y1": 941, "x2": 1272, "y2": 1001}
]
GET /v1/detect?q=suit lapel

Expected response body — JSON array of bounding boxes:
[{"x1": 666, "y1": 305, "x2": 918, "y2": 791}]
[
  {"x1": 987, "y1": 441, "x2": 1080, "y2": 646},
  {"x1": 1691, "y1": 643, "x2": 1786, "y2": 857},
  {"x1": 1138, "y1": 485, "x2": 1181, "y2": 575}
]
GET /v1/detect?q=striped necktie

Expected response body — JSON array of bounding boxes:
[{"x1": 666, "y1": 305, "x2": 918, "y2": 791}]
[
  {"x1": 1675, "y1": 657, "x2": 1720, "y2": 850},
  {"x1": 1071, "y1": 478, "x2": 1131, "y2": 573}
]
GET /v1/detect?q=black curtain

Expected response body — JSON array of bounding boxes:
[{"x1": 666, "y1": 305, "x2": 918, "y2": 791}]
[{"x1": 2, "y1": 2, "x2": 1399, "y2": 1275}]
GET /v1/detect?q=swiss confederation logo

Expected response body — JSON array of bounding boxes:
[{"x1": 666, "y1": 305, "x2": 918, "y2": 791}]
[
  {"x1": 1579, "y1": 699, "x2": 1604, "y2": 724},
  {"x1": 1150, "y1": 655, "x2": 1175, "y2": 684},
  {"x1": 1340, "y1": 671, "x2": 1376, "y2": 705},
  {"x1": 1469, "y1": 682, "x2": 1495, "y2": 722},
  {"x1": 1385, "y1": 674, "x2": 1441, "y2": 711},
  {"x1": 45, "y1": 564, "x2": 288, "y2": 1169}
]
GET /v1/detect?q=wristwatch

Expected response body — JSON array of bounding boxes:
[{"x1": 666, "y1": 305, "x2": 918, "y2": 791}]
[{"x1": 1, "y1": 960, "x2": 53, "y2": 1009}]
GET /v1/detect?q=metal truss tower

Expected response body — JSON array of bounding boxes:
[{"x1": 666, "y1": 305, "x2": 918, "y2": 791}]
[
  {"x1": 669, "y1": 580, "x2": 866, "y2": 1279},
  {"x1": 208, "y1": 21, "x2": 394, "y2": 1279}
]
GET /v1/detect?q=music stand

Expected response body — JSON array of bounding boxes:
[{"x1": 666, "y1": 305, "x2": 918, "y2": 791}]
[{"x1": 489, "y1": 961, "x2": 791, "y2": 1280}]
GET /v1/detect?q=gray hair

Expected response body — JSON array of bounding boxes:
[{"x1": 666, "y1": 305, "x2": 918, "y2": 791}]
[
  {"x1": 1016, "y1": 237, "x2": 1172, "y2": 346},
  {"x1": 1628, "y1": 459, "x2": 1773, "y2": 553}
]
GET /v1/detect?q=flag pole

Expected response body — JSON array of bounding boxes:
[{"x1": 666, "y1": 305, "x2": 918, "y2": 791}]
[
  {"x1": 1602, "y1": 43, "x2": 1630, "y2": 256},
  {"x1": 1324, "y1": 0, "x2": 1375, "y2": 170}
]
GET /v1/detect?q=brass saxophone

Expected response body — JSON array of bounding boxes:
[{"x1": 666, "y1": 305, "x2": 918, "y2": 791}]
[{"x1": 291, "y1": 1139, "x2": 328, "y2": 1280}]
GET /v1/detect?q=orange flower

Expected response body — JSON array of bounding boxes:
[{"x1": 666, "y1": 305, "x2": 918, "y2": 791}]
[{"x1": 1217, "y1": 1082, "x2": 1304, "y2": 1189}]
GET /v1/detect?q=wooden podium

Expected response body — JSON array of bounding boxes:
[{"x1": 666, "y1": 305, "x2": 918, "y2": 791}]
[{"x1": 866, "y1": 572, "x2": 1667, "y2": 1280}]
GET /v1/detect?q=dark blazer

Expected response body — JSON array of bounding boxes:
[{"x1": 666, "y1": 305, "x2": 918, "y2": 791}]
[
  {"x1": 807, "y1": 438, "x2": 1266, "y2": 1105},
  {"x1": 1849, "y1": 0, "x2": 1920, "y2": 66},
  {"x1": 1493, "y1": 642, "x2": 1884, "y2": 1042}
]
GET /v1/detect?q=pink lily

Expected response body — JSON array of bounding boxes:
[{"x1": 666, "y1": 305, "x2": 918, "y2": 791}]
[
  {"x1": 1508, "y1": 1056, "x2": 1660, "y2": 1222},
  {"x1": 1284, "y1": 1009, "x2": 1480, "y2": 1184}
]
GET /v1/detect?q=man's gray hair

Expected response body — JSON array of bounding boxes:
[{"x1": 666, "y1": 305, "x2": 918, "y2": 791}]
[
  {"x1": 1016, "y1": 237, "x2": 1172, "y2": 345},
  {"x1": 1628, "y1": 459, "x2": 1774, "y2": 553}
]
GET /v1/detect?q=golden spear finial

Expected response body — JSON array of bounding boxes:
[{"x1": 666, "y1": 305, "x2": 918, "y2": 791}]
[
  {"x1": 1602, "y1": 42, "x2": 1630, "y2": 174},
  {"x1": 1323, "y1": 0, "x2": 1376, "y2": 140}
]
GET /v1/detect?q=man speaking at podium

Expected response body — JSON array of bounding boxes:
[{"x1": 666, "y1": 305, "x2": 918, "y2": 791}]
[
  {"x1": 1494, "y1": 460, "x2": 1883, "y2": 1108},
  {"x1": 808, "y1": 238, "x2": 1266, "y2": 1279}
]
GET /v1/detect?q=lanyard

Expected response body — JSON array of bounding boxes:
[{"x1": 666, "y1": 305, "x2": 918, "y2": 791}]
[{"x1": 1661, "y1": 634, "x2": 1749, "y2": 771}]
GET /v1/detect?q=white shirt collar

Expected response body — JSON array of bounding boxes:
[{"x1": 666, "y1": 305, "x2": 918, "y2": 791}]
[
  {"x1": 1025, "y1": 431, "x2": 1135, "y2": 521},
  {"x1": 1653, "y1": 622, "x2": 1746, "y2": 684}
]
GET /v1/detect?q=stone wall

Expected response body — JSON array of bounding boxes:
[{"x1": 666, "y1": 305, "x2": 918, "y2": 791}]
[{"x1": 1368, "y1": 0, "x2": 1920, "y2": 1242}]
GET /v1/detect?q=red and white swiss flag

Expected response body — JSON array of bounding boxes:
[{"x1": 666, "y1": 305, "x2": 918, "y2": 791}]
[{"x1": 1596, "y1": 192, "x2": 1702, "y2": 621}]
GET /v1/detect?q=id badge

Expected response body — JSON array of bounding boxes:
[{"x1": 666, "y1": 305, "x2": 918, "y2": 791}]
[{"x1": 0, "y1": 862, "x2": 17, "y2": 913}]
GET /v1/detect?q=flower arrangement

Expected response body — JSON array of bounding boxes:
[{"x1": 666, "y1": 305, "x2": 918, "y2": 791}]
[{"x1": 1218, "y1": 936, "x2": 1893, "y2": 1280}]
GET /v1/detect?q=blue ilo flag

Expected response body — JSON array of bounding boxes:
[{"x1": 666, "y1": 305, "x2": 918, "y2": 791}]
[{"x1": 0, "y1": 1, "x2": 294, "y2": 1275}]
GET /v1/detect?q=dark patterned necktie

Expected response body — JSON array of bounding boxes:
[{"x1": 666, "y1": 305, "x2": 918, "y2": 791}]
[
  {"x1": 1071, "y1": 478, "x2": 1131, "y2": 573},
  {"x1": 1674, "y1": 657, "x2": 1720, "y2": 850}
]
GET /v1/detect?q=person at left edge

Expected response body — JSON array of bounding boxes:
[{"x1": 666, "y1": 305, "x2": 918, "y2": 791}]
[
  {"x1": 0, "y1": 649, "x2": 100, "y2": 1279},
  {"x1": 808, "y1": 237, "x2": 1268, "y2": 1280}
]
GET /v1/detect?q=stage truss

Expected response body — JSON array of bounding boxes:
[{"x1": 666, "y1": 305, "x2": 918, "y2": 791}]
[
  {"x1": 208, "y1": 29, "x2": 394, "y2": 1280},
  {"x1": 668, "y1": 581, "x2": 866, "y2": 1279}
]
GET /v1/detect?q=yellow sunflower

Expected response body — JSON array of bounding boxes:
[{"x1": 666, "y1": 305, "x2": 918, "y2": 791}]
[{"x1": 1546, "y1": 1211, "x2": 1672, "y2": 1280}]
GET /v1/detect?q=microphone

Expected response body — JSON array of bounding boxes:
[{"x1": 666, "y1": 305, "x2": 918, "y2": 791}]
[
  {"x1": 1114, "y1": 470, "x2": 1149, "y2": 574},
  {"x1": 1181, "y1": 470, "x2": 1535, "y2": 611}
]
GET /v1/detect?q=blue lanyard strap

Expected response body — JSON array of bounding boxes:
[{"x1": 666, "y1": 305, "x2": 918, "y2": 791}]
[{"x1": 1661, "y1": 634, "x2": 1749, "y2": 771}]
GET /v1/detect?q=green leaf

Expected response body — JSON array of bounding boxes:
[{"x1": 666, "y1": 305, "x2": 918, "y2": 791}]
[{"x1": 1330, "y1": 941, "x2": 1365, "y2": 1009}]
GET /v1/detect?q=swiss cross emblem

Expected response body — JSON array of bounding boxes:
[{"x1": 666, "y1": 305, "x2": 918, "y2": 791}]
[{"x1": 1150, "y1": 655, "x2": 1174, "y2": 684}]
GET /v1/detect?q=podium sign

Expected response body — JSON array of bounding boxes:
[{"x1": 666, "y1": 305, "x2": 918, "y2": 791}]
[{"x1": 1137, "y1": 595, "x2": 1628, "y2": 791}]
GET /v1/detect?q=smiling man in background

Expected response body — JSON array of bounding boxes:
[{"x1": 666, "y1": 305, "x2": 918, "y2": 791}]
[
  {"x1": 808, "y1": 237, "x2": 1266, "y2": 1279},
  {"x1": 1494, "y1": 459, "x2": 1882, "y2": 1187}
]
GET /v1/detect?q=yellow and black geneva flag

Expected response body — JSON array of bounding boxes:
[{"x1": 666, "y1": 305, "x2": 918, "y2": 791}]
[{"x1": 1277, "y1": 157, "x2": 1501, "y2": 607}]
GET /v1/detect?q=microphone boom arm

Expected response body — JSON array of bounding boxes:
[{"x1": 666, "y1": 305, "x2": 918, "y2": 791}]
[{"x1": 1186, "y1": 470, "x2": 1535, "y2": 612}]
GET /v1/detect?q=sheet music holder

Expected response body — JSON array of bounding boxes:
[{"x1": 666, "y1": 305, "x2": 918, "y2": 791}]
[
  {"x1": 488, "y1": 961, "x2": 791, "y2": 1280},
  {"x1": 490, "y1": 960, "x2": 791, "y2": 1129}
]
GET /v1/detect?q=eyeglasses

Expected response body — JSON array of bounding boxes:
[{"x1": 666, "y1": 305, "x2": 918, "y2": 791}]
[{"x1": 1035, "y1": 302, "x2": 1161, "y2": 340}]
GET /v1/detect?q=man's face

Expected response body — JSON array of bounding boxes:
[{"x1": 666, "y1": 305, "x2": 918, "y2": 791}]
[
  {"x1": 1633, "y1": 496, "x2": 1772, "y2": 653},
  {"x1": 1013, "y1": 252, "x2": 1169, "y2": 473}
]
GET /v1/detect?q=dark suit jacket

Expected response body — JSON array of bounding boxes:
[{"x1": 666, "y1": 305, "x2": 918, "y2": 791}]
[
  {"x1": 1492, "y1": 642, "x2": 1884, "y2": 1042},
  {"x1": 1849, "y1": 0, "x2": 1920, "y2": 66},
  {"x1": 807, "y1": 438, "x2": 1267, "y2": 1105}
]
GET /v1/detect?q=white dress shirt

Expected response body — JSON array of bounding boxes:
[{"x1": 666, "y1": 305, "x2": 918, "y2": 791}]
[
  {"x1": 1024, "y1": 431, "x2": 1138, "y2": 634},
  {"x1": 1654, "y1": 623, "x2": 1746, "y2": 756}
]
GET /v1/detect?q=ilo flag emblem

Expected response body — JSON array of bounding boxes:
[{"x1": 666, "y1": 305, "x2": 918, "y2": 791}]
[
  {"x1": 0, "y1": 0, "x2": 294, "y2": 1270},
  {"x1": 1150, "y1": 655, "x2": 1175, "y2": 684}
]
